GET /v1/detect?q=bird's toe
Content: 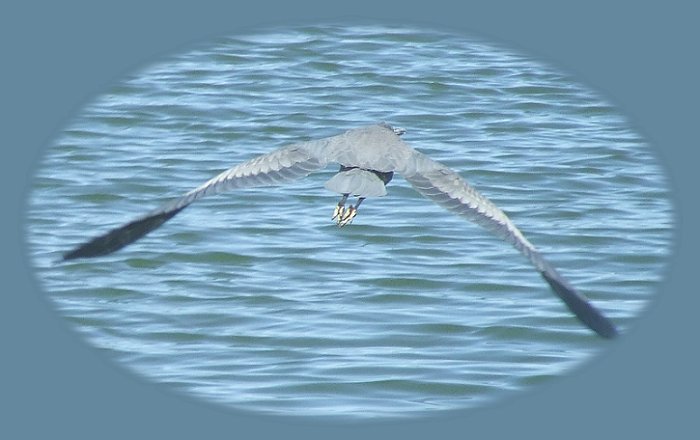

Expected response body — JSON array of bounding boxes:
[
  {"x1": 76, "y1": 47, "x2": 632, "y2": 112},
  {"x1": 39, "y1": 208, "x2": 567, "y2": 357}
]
[
  {"x1": 338, "y1": 206, "x2": 357, "y2": 227},
  {"x1": 332, "y1": 204, "x2": 345, "y2": 221}
]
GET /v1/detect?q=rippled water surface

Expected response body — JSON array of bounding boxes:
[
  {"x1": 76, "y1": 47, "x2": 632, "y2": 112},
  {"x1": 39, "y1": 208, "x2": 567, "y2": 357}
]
[{"x1": 27, "y1": 24, "x2": 673, "y2": 418}]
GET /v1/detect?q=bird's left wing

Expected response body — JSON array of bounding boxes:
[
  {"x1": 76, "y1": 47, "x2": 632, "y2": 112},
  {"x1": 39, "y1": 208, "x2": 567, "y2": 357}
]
[
  {"x1": 63, "y1": 141, "x2": 329, "y2": 260},
  {"x1": 401, "y1": 151, "x2": 618, "y2": 338}
]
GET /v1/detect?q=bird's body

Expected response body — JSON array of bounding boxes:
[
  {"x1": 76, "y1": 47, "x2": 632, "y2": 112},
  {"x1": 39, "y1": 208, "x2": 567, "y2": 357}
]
[
  {"x1": 325, "y1": 166, "x2": 393, "y2": 198},
  {"x1": 63, "y1": 123, "x2": 618, "y2": 338}
]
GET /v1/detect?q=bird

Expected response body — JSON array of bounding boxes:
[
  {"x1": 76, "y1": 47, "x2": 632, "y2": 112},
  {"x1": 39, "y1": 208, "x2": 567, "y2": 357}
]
[{"x1": 62, "y1": 122, "x2": 618, "y2": 339}]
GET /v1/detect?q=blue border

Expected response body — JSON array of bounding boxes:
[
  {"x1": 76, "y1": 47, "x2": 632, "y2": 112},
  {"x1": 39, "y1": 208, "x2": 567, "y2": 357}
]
[{"x1": 3, "y1": 1, "x2": 695, "y2": 438}]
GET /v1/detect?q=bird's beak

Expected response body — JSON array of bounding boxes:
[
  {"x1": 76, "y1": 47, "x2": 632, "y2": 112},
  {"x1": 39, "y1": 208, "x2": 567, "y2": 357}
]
[{"x1": 392, "y1": 126, "x2": 406, "y2": 136}]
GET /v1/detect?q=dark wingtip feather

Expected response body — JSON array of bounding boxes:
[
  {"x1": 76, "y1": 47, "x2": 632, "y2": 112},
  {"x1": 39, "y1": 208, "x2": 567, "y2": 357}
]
[
  {"x1": 540, "y1": 269, "x2": 618, "y2": 339},
  {"x1": 62, "y1": 207, "x2": 186, "y2": 261}
]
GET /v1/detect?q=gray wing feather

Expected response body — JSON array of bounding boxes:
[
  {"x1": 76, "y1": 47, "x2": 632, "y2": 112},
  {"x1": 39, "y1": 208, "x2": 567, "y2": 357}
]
[
  {"x1": 63, "y1": 142, "x2": 327, "y2": 260},
  {"x1": 165, "y1": 144, "x2": 326, "y2": 212},
  {"x1": 402, "y1": 152, "x2": 618, "y2": 338},
  {"x1": 404, "y1": 165, "x2": 539, "y2": 265}
]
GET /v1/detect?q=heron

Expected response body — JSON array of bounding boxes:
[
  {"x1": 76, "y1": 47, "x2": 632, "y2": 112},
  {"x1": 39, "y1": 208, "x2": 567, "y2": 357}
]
[{"x1": 62, "y1": 123, "x2": 618, "y2": 338}]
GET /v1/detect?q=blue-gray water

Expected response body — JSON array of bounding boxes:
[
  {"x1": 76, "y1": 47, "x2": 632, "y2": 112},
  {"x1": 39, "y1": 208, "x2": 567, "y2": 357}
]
[{"x1": 27, "y1": 24, "x2": 673, "y2": 418}]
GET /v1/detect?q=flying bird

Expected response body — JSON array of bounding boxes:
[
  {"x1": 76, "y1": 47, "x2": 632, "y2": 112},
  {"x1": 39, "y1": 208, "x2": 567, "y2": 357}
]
[{"x1": 63, "y1": 123, "x2": 618, "y2": 338}]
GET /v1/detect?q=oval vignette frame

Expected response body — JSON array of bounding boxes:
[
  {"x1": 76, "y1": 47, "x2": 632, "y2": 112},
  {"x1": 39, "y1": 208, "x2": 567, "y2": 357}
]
[{"x1": 24, "y1": 21, "x2": 675, "y2": 422}]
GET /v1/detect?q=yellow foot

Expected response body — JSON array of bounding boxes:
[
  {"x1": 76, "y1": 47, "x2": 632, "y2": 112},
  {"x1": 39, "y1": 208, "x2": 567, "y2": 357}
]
[
  {"x1": 332, "y1": 204, "x2": 345, "y2": 221},
  {"x1": 338, "y1": 206, "x2": 357, "y2": 227}
]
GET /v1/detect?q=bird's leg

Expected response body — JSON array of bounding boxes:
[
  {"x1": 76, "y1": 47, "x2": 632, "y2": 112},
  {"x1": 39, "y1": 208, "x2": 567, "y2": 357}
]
[
  {"x1": 332, "y1": 193, "x2": 349, "y2": 222},
  {"x1": 338, "y1": 197, "x2": 364, "y2": 227}
]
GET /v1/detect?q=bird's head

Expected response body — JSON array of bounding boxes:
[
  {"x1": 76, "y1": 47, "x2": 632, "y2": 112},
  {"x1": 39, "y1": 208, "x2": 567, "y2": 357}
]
[{"x1": 379, "y1": 122, "x2": 406, "y2": 136}]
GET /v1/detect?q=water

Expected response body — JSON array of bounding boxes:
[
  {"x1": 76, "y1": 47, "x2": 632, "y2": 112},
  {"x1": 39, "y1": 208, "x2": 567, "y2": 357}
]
[{"x1": 26, "y1": 24, "x2": 673, "y2": 419}]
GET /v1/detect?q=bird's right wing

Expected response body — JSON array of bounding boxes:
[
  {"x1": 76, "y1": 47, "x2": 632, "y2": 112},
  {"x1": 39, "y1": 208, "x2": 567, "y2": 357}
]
[
  {"x1": 62, "y1": 142, "x2": 329, "y2": 260},
  {"x1": 402, "y1": 152, "x2": 618, "y2": 338}
]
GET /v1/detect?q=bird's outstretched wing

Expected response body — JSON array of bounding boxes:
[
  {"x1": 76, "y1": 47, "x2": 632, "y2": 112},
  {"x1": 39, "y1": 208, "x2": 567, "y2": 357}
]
[
  {"x1": 62, "y1": 142, "x2": 328, "y2": 260},
  {"x1": 401, "y1": 152, "x2": 618, "y2": 338}
]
